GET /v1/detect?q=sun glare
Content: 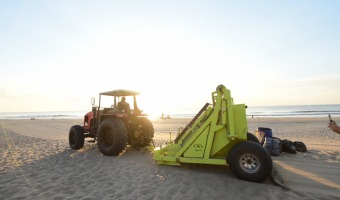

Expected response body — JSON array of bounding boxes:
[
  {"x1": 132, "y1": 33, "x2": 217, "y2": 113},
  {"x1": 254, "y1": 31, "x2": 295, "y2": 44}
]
[{"x1": 136, "y1": 94, "x2": 167, "y2": 119}]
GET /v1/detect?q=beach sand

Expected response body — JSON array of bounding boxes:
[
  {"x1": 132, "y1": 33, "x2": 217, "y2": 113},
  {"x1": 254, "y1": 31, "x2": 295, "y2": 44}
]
[{"x1": 1, "y1": 117, "x2": 339, "y2": 200}]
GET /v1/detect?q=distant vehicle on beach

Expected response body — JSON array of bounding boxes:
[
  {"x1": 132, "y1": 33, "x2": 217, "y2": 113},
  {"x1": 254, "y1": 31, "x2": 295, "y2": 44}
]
[{"x1": 160, "y1": 113, "x2": 171, "y2": 119}]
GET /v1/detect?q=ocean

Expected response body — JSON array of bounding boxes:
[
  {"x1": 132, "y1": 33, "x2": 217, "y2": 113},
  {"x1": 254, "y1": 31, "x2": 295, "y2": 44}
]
[
  {"x1": 245, "y1": 104, "x2": 340, "y2": 118},
  {"x1": 0, "y1": 104, "x2": 339, "y2": 120}
]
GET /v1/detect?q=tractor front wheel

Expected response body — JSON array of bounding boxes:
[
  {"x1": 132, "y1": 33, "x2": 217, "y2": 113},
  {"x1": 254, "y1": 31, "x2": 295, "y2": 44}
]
[
  {"x1": 97, "y1": 118, "x2": 128, "y2": 156},
  {"x1": 227, "y1": 141, "x2": 272, "y2": 183},
  {"x1": 69, "y1": 125, "x2": 85, "y2": 150}
]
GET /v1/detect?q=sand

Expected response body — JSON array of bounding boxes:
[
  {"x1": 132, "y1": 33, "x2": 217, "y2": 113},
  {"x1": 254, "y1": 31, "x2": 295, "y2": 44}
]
[{"x1": 1, "y1": 117, "x2": 339, "y2": 200}]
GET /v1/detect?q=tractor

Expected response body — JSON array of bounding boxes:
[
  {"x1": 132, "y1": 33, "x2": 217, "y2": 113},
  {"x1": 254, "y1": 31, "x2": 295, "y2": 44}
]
[
  {"x1": 69, "y1": 89, "x2": 154, "y2": 156},
  {"x1": 153, "y1": 85, "x2": 272, "y2": 183}
]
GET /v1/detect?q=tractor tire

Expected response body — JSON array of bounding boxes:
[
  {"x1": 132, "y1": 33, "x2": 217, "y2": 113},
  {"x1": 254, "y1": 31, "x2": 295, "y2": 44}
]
[
  {"x1": 97, "y1": 118, "x2": 128, "y2": 156},
  {"x1": 129, "y1": 117, "x2": 154, "y2": 148},
  {"x1": 69, "y1": 125, "x2": 85, "y2": 150},
  {"x1": 227, "y1": 141, "x2": 272, "y2": 183},
  {"x1": 247, "y1": 132, "x2": 260, "y2": 143}
]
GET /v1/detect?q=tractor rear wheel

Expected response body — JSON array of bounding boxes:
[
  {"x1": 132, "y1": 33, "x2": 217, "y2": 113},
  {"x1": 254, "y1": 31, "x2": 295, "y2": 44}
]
[
  {"x1": 129, "y1": 117, "x2": 154, "y2": 148},
  {"x1": 227, "y1": 141, "x2": 272, "y2": 183},
  {"x1": 69, "y1": 125, "x2": 85, "y2": 150},
  {"x1": 247, "y1": 132, "x2": 260, "y2": 143},
  {"x1": 97, "y1": 118, "x2": 128, "y2": 156}
]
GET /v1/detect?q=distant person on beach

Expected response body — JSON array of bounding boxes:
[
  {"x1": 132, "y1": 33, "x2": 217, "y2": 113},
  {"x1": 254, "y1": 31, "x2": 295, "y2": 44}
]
[{"x1": 328, "y1": 121, "x2": 340, "y2": 134}]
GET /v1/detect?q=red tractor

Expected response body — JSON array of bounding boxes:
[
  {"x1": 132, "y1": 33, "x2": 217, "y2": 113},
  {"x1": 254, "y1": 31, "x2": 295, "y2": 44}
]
[{"x1": 69, "y1": 89, "x2": 154, "y2": 156}]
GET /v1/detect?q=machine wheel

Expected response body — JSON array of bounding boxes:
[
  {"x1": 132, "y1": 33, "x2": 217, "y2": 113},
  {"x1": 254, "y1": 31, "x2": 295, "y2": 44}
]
[
  {"x1": 247, "y1": 132, "x2": 260, "y2": 143},
  {"x1": 69, "y1": 125, "x2": 85, "y2": 150},
  {"x1": 227, "y1": 141, "x2": 272, "y2": 183},
  {"x1": 97, "y1": 118, "x2": 128, "y2": 156},
  {"x1": 129, "y1": 117, "x2": 154, "y2": 148}
]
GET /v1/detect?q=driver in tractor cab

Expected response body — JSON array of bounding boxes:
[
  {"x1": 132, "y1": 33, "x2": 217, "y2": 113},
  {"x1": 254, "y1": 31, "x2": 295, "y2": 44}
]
[{"x1": 118, "y1": 97, "x2": 131, "y2": 114}]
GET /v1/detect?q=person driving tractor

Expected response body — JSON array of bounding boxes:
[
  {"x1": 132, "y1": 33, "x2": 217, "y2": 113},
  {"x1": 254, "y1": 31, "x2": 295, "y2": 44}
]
[{"x1": 118, "y1": 97, "x2": 131, "y2": 113}]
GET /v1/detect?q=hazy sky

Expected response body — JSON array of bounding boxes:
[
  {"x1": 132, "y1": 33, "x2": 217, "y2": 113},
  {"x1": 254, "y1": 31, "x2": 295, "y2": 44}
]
[{"x1": 1, "y1": 0, "x2": 339, "y2": 114}]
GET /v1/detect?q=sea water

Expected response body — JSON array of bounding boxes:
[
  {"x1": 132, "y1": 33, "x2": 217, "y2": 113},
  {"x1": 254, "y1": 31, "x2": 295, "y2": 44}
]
[
  {"x1": 246, "y1": 104, "x2": 340, "y2": 118},
  {"x1": 0, "y1": 111, "x2": 86, "y2": 120},
  {"x1": 0, "y1": 104, "x2": 339, "y2": 119},
  {"x1": 163, "y1": 104, "x2": 340, "y2": 118}
]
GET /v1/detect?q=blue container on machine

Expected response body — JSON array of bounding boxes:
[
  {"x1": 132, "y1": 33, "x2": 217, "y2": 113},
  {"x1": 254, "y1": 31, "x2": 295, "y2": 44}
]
[{"x1": 255, "y1": 127, "x2": 273, "y2": 144}]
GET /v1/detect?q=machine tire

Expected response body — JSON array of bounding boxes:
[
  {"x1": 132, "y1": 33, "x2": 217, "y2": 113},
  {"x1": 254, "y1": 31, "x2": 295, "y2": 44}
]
[
  {"x1": 97, "y1": 118, "x2": 128, "y2": 156},
  {"x1": 129, "y1": 117, "x2": 154, "y2": 148},
  {"x1": 69, "y1": 125, "x2": 85, "y2": 150},
  {"x1": 247, "y1": 132, "x2": 260, "y2": 143},
  {"x1": 227, "y1": 141, "x2": 272, "y2": 183}
]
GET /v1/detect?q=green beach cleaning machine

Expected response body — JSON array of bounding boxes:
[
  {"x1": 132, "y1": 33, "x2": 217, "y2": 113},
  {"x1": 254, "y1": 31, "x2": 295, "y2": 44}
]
[{"x1": 153, "y1": 85, "x2": 273, "y2": 183}]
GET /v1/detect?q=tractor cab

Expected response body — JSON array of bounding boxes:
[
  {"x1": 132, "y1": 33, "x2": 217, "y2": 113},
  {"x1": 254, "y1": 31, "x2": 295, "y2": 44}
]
[
  {"x1": 98, "y1": 89, "x2": 142, "y2": 116},
  {"x1": 84, "y1": 89, "x2": 146, "y2": 134}
]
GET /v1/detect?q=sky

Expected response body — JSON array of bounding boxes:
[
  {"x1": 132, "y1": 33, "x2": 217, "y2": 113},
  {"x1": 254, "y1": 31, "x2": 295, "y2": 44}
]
[{"x1": 0, "y1": 0, "x2": 339, "y2": 115}]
